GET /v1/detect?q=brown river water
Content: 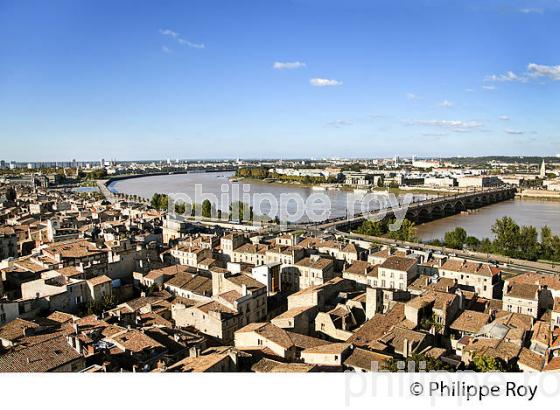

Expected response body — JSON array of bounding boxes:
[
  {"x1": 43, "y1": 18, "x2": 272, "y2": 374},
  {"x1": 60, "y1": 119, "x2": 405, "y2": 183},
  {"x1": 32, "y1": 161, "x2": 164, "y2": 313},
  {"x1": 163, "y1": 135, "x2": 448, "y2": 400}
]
[{"x1": 109, "y1": 172, "x2": 560, "y2": 238}]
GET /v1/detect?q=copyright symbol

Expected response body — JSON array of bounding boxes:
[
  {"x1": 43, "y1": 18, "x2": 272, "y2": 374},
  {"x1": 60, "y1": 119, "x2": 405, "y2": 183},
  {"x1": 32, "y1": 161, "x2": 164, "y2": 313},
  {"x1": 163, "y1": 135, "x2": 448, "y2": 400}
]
[{"x1": 410, "y1": 382, "x2": 423, "y2": 396}]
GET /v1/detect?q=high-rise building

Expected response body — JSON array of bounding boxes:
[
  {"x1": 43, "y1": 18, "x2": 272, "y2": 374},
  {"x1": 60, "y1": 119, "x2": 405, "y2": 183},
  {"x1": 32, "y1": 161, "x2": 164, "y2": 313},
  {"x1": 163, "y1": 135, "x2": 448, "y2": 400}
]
[{"x1": 540, "y1": 159, "x2": 546, "y2": 178}]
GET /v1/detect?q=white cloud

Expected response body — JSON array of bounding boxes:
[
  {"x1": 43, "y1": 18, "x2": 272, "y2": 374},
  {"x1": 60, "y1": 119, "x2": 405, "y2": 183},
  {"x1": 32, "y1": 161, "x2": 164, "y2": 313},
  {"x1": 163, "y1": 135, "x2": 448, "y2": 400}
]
[
  {"x1": 527, "y1": 63, "x2": 560, "y2": 80},
  {"x1": 506, "y1": 129, "x2": 524, "y2": 135},
  {"x1": 177, "y1": 38, "x2": 205, "y2": 49},
  {"x1": 482, "y1": 85, "x2": 496, "y2": 91},
  {"x1": 407, "y1": 119, "x2": 483, "y2": 133},
  {"x1": 159, "y1": 29, "x2": 179, "y2": 38},
  {"x1": 310, "y1": 78, "x2": 342, "y2": 87},
  {"x1": 499, "y1": 115, "x2": 510, "y2": 121},
  {"x1": 273, "y1": 61, "x2": 306, "y2": 70},
  {"x1": 439, "y1": 100, "x2": 454, "y2": 108},
  {"x1": 161, "y1": 45, "x2": 172, "y2": 54},
  {"x1": 485, "y1": 63, "x2": 560, "y2": 84},
  {"x1": 406, "y1": 92, "x2": 419, "y2": 100},
  {"x1": 485, "y1": 71, "x2": 527, "y2": 82},
  {"x1": 327, "y1": 120, "x2": 352, "y2": 128},
  {"x1": 160, "y1": 29, "x2": 205, "y2": 49}
]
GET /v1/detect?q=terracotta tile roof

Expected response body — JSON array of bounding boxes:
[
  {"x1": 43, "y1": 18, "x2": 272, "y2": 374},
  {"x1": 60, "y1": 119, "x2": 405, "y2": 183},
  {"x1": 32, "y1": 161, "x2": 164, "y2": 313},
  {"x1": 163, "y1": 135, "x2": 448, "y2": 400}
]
[
  {"x1": 544, "y1": 356, "x2": 560, "y2": 372},
  {"x1": 518, "y1": 347, "x2": 545, "y2": 371},
  {"x1": 505, "y1": 283, "x2": 539, "y2": 300},
  {"x1": 380, "y1": 256, "x2": 416, "y2": 272},
  {"x1": 0, "y1": 335, "x2": 82, "y2": 372},
  {"x1": 167, "y1": 352, "x2": 231, "y2": 372},
  {"x1": 251, "y1": 357, "x2": 316, "y2": 373},
  {"x1": 554, "y1": 297, "x2": 560, "y2": 313},
  {"x1": 0, "y1": 318, "x2": 40, "y2": 342},
  {"x1": 344, "y1": 261, "x2": 379, "y2": 277},
  {"x1": 509, "y1": 272, "x2": 560, "y2": 291},
  {"x1": 296, "y1": 257, "x2": 334, "y2": 270},
  {"x1": 450, "y1": 310, "x2": 491, "y2": 334},
  {"x1": 53, "y1": 266, "x2": 83, "y2": 278},
  {"x1": 219, "y1": 290, "x2": 243, "y2": 304},
  {"x1": 344, "y1": 347, "x2": 391, "y2": 370},
  {"x1": 196, "y1": 301, "x2": 238, "y2": 316},
  {"x1": 441, "y1": 259, "x2": 500, "y2": 277},
  {"x1": 348, "y1": 303, "x2": 407, "y2": 350},
  {"x1": 107, "y1": 329, "x2": 164, "y2": 353},
  {"x1": 87, "y1": 275, "x2": 111, "y2": 287},
  {"x1": 44, "y1": 239, "x2": 105, "y2": 259},
  {"x1": 236, "y1": 323, "x2": 293, "y2": 349},
  {"x1": 47, "y1": 311, "x2": 79, "y2": 324},
  {"x1": 273, "y1": 306, "x2": 316, "y2": 320},
  {"x1": 227, "y1": 273, "x2": 266, "y2": 292},
  {"x1": 234, "y1": 243, "x2": 269, "y2": 255},
  {"x1": 463, "y1": 338, "x2": 521, "y2": 361},
  {"x1": 236, "y1": 322, "x2": 327, "y2": 350},
  {"x1": 302, "y1": 342, "x2": 350, "y2": 355},
  {"x1": 164, "y1": 272, "x2": 212, "y2": 296}
]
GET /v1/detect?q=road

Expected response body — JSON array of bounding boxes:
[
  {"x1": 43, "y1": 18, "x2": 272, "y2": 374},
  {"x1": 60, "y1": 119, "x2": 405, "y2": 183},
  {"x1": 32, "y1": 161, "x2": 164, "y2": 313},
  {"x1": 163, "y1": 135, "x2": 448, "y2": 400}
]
[
  {"x1": 97, "y1": 180, "x2": 117, "y2": 203},
  {"x1": 337, "y1": 230, "x2": 560, "y2": 276}
]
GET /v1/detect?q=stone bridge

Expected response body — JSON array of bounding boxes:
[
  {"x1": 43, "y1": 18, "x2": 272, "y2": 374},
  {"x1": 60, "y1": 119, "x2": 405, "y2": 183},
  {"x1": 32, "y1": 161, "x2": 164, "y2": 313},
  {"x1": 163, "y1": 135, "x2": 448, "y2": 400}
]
[{"x1": 311, "y1": 186, "x2": 517, "y2": 231}]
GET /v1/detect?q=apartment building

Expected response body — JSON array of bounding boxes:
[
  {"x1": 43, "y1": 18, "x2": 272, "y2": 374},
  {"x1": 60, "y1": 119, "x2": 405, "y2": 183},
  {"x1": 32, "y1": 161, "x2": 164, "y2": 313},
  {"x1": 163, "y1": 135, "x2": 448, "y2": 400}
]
[
  {"x1": 439, "y1": 258, "x2": 502, "y2": 299},
  {"x1": 295, "y1": 255, "x2": 337, "y2": 290}
]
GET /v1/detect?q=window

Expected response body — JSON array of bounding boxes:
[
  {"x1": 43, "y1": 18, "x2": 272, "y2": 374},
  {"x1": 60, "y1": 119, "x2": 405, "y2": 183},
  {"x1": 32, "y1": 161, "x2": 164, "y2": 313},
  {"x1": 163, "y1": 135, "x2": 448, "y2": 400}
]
[
  {"x1": 0, "y1": 313, "x2": 6, "y2": 323},
  {"x1": 334, "y1": 355, "x2": 339, "y2": 361}
]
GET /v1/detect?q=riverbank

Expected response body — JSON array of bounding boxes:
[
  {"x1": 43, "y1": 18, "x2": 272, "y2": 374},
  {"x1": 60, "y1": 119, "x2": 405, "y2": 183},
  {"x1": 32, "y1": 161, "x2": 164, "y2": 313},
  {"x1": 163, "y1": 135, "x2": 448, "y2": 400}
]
[
  {"x1": 231, "y1": 176, "x2": 346, "y2": 190},
  {"x1": 414, "y1": 197, "x2": 560, "y2": 242},
  {"x1": 342, "y1": 231, "x2": 560, "y2": 275},
  {"x1": 232, "y1": 176, "x2": 448, "y2": 196},
  {"x1": 516, "y1": 189, "x2": 560, "y2": 201}
]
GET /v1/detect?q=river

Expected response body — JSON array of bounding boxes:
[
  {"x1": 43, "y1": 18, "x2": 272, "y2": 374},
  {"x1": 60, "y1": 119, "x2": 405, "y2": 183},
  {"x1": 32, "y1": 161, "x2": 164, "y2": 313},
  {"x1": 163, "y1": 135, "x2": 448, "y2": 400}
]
[
  {"x1": 108, "y1": 171, "x2": 430, "y2": 222},
  {"x1": 108, "y1": 172, "x2": 560, "y2": 235},
  {"x1": 415, "y1": 198, "x2": 560, "y2": 241}
]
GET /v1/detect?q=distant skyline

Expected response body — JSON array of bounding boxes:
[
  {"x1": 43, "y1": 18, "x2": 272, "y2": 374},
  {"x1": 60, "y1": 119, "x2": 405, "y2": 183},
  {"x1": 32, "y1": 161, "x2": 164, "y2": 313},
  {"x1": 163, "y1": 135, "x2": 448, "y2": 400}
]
[{"x1": 1, "y1": 0, "x2": 559, "y2": 161}]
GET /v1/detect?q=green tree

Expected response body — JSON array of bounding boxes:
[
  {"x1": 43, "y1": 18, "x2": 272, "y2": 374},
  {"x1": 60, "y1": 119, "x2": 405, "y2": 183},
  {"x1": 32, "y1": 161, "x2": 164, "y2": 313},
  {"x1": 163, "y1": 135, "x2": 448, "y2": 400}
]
[
  {"x1": 491, "y1": 217, "x2": 520, "y2": 257},
  {"x1": 230, "y1": 201, "x2": 253, "y2": 222},
  {"x1": 6, "y1": 187, "x2": 17, "y2": 201},
  {"x1": 518, "y1": 225, "x2": 541, "y2": 261},
  {"x1": 444, "y1": 227, "x2": 468, "y2": 249},
  {"x1": 356, "y1": 220, "x2": 387, "y2": 236},
  {"x1": 202, "y1": 199, "x2": 213, "y2": 218},
  {"x1": 471, "y1": 354, "x2": 513, "y2": 372},
  {"x1": 387, "y1": 218, "x2": 417, "y2": 242},
  {"x1": 385, "y1": 353, "x2": 454, "y2": 372},
  {"x1": 150, "y1": 193, "x2": 161, "y2": 208},
  {"x1": 464, "y1": 236, "x2": 480, "y2": 248}
]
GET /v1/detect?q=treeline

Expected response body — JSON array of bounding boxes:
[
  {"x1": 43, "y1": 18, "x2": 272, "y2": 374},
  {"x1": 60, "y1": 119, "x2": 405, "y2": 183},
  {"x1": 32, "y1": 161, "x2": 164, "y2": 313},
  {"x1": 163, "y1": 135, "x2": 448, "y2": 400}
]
[
  {"x1": 235, "y1": 167, "x2": 339, "y2": 184},
  {"x1": 150, "y1": 194, "x2": 216, "y2": 218},
  {"x1": 149, "y1": 193, "x2": 279, "y2": 223},
  {"x1": 431, "y1": 216, "x2": 560, "y2": 262},
  {"x1": 355, "y1": 218, "x2": 417, "y2": 242}
]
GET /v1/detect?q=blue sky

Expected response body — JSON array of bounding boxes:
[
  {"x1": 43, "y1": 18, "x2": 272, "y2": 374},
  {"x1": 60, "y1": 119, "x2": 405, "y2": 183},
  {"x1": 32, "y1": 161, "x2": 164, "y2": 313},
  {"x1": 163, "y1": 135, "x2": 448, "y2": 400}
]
[{"x1": 0, "y1": 0, "x2": 559, "y2": 161}]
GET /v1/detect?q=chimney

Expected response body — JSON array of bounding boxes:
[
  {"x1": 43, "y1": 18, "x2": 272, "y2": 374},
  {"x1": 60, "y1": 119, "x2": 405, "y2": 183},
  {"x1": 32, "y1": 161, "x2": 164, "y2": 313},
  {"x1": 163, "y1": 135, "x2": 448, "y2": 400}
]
[
  {"x1": 189, "y1": 346, "x2": 200, "y2": 358},
  {"x1": 402, "y1": 338, "x2": 409, "y2": 357},
  {"x1": 241, "y1": 284, "x2": 248, "y2": 296}
]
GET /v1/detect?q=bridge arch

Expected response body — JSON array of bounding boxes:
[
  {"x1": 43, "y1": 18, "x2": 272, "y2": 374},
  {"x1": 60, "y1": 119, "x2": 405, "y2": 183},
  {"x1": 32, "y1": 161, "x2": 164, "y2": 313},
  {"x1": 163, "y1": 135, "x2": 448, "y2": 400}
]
[
  {"x1": 443, "y1": 203, "x2": 455, "y2": 216},
  {"x1": 417, "y1": 208, "x2": 432, "y2": 223},
  {"x1": 454, "y1": 201, "x2": 465, "y2": 213}
]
